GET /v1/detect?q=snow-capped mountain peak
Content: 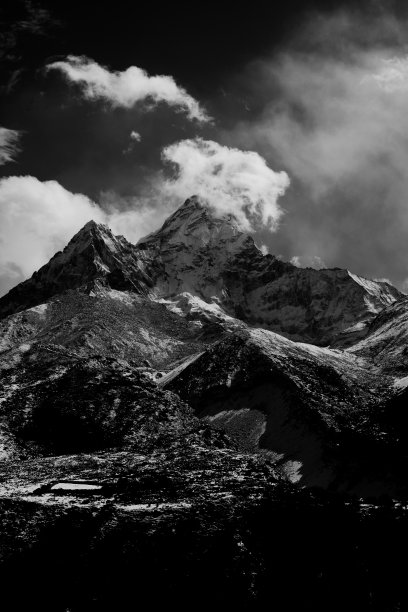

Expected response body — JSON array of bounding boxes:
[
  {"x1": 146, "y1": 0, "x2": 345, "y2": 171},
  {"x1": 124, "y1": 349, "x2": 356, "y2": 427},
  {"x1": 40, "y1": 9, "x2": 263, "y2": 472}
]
[
  {"x1": 0, "y1": 217, "x2": 152, "y2": 319},
  {"x1": 61, "y1": 219, "x2": 124, "y2": 259},
  {"x1": 138, "y1": 196, "x2": 246, "y2": 251}
]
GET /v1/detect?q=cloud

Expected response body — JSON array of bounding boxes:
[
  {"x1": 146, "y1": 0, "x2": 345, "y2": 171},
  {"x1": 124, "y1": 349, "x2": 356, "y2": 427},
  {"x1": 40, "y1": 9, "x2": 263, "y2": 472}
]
[
  {"x1": 122, "y1": 130, "x2": 142, "y2": 155},
  {"x1": 401, "y1": 278, "x2": 408, "y2": 294},
  {"x1": 130, "y1": 130, "x2": 141, "y2": 142},
  {"x1": 290, "y1": 255, "x2": 326, "y2": 270},
  {"x1": 237, "y1": 46, "x2": 408, "y2": 198},
  {"x1": 46, "y1": 55, "x2": 210, "y2": 123},
  {"x1": 0, "y1": 262, "x2": 25, "y2": 298},
  {"x1": 225, "y1": 11, "x2": 408, "y2": 287},
  {"x1": 161, "y1": 138, "x2": 290, "y2": 231},
  {"x1": 99, "y1": 188, "x2": 175, "y2": 243},
  {"x1": 370, "y1": 56, "x2": 408, "y2": 92},
  {"x1": 0, "y1": 127, "x2": 21, "y2": 165},
  {"x1": 0, "y1": 176, "x2": 105, "y2": 296}
]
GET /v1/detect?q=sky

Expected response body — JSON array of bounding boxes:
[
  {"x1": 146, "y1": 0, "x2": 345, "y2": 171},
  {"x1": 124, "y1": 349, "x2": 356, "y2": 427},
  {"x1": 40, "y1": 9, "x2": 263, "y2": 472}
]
[{"x1": 2, "y1": 0, "x2": 408, "y2": 295}]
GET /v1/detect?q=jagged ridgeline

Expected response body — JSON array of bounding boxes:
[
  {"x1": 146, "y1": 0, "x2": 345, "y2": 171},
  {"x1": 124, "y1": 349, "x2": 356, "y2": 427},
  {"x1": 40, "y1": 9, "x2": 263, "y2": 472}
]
[{"x1": 1, "y1": 197, "x2": 408, "y2": 609}]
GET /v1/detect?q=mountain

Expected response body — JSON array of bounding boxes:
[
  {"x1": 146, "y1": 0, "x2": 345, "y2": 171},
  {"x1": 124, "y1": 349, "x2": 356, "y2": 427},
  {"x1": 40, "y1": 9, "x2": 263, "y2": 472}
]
[
  {"x1": 1, "y1": 196, "x2": 408, "y2": 609},
  {"x1": 0, "y1": 220, "x2": 156, "y2": 320},
  {"x1": 0, "y1": 197, "x2": 407, "y2": 493}
]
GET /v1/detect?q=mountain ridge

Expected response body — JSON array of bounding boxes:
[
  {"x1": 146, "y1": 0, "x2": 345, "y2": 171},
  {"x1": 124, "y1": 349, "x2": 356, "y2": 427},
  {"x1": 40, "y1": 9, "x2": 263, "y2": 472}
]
[{"x1": 0, "y1": 197, "x2": 402, "y2": 347}]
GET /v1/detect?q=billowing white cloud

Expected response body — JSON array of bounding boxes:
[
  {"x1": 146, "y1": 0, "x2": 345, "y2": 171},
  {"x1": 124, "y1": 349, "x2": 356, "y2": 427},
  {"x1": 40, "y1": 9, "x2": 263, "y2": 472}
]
[
  {"x1": 0, "y1": 127, "x2": 21, "y2": 165},
  {"x1": 0, "y1": 176, "x2": 105, "y2": 295},
  {"x1": 46, "y1": 55, "x2": 210, "y2": 123},
  {"x1": 161, "y1": 138, "x2": 290, "y2": 231}
]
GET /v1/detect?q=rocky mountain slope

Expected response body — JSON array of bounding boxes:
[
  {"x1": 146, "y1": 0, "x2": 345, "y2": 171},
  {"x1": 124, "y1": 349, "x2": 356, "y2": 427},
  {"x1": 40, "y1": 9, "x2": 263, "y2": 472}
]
[
  {"x1": 0, "y1": 220, "x2": 157, "y2": 320},
  {"x1": 163, "y1": 325, "x2": 408, "y2": 495}
]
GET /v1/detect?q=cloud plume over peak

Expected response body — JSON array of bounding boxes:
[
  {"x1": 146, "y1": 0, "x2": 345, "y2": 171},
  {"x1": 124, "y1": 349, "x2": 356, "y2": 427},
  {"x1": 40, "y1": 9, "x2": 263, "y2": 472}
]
[
  {"x1": 46, "y1": 55, "x2": 210, "y2": 123},
  {"x1": 161, "y1": 138, "x2": 290, "y2": 232},
  {"x1": 0, "y1": 137, "x2": 290, "y2": 296}
]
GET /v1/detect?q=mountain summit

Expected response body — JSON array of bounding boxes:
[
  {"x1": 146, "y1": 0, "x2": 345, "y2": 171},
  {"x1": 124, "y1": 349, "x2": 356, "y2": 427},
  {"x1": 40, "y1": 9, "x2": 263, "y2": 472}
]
[
  {"x1": 0, "y1": 218, "x2": 155, "y2": 319},
  {"x1": 138, "y1": 196, "x2": 246, "y2": 249}
]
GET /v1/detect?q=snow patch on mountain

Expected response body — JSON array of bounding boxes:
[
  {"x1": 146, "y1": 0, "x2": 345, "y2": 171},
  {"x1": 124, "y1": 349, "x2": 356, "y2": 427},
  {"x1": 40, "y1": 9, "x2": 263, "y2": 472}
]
[
  {"x1": 155, "y1": 292, "x2": 236, "y2": 323},
  {"x1": 393, "y1": 376, "x2": 408, "y2": 389}
]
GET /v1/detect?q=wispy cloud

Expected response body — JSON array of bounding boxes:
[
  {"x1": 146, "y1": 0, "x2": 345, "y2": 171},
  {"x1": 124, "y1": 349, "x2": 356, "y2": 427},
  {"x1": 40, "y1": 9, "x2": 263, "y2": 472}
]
[
  {"x1": 122, "y1": 130, "x2": 142, "y2": 155},
  {"x1": 225, "y1": 11, "x2": 408, "y2": 286},
  {"x1": 130, "y1": 130, "x2": 141, "y2": 142},
  {"x1": 0, "y1": 127, "x2": 21, "y2": 165},
  {"x1": 290, "y1": 255, "x2": 326, "y2": 270},
  {"x1": 46, "y1": 55, "x2": 210, "y2": 123}
]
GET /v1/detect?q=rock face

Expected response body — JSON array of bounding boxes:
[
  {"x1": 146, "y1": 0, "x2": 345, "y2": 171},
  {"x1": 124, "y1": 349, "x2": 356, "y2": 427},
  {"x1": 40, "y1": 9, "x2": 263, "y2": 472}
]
[
  {"x1": 0, "y1": 220, "x2": 156, "y2": 319},
  {"x1": 348, "y1": 297, "x2": 408, "y2": 372}
]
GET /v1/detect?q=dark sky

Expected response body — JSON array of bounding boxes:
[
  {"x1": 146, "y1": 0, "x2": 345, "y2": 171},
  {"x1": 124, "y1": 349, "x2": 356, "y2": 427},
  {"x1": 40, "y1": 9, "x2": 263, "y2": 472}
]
[
  {"x1": 2, "y1": 0, "x2": 408, "y2": 295},
  {"x1": 1, "y1": 0, "x2": 397, "y2": 196},
  {"x1": 1, "y1": 1, "x2": 383, "y2": 90}
]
